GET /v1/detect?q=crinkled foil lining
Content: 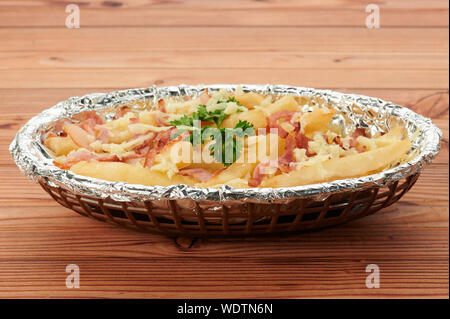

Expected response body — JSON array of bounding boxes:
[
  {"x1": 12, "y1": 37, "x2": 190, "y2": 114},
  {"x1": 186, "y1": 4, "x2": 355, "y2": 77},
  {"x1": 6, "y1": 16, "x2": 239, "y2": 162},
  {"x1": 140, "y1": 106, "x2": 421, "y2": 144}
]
[{"x1": 10, "y1": 85, "x2": 442, "y2": 203}]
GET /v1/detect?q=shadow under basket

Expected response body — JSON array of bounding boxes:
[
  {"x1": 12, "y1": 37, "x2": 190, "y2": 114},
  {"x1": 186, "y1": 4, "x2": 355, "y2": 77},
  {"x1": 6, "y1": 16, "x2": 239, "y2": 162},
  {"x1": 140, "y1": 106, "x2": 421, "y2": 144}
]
[{"x1": 40, "y1": 173, "x2": 420, "y2": 237}]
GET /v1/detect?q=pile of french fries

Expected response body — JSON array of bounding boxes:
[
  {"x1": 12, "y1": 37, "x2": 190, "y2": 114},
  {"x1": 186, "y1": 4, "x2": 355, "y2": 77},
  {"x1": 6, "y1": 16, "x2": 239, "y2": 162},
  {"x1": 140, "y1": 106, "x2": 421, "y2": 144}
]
[{"x1": 44, "y1": 89, "x2": 411, "y2": 188}]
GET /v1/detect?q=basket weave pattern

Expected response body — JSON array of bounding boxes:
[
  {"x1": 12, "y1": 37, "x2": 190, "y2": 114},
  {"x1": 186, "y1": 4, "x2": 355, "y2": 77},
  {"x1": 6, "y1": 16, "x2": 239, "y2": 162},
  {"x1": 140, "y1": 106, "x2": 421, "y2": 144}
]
[{"x1": 40, "y1": 173, "x2": 419, "y2": 237}]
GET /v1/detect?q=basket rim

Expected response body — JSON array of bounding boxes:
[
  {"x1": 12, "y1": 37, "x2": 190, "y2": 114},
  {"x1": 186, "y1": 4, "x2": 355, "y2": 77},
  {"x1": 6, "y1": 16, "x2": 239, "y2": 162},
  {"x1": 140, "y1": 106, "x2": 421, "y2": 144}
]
[{"x1": 10, "y1": 84, "x2": 442, "y2": 203}]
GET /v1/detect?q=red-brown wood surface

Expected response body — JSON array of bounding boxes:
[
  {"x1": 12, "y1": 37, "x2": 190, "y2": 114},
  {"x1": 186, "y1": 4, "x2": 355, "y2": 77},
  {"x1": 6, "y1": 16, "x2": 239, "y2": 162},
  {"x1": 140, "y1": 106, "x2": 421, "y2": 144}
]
[{"x1": 0, "y1": 0, "x2": 448, "y2": 298}]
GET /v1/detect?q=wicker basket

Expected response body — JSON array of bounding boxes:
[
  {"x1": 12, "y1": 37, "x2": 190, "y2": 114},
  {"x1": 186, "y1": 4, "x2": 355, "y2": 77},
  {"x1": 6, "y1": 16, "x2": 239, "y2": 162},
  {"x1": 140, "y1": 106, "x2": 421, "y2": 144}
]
[
  {"x1": 11, "y1": 85, "x2": 441, "y2": 238},
  {"x1": 40, "y1": 173, "x2": 419, "y2": 237}
]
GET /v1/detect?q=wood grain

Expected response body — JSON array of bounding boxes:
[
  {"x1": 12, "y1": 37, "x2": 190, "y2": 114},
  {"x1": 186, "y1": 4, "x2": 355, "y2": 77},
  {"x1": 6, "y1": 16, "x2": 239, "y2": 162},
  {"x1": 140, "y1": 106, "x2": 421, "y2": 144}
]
[
  {"x1": 1, "y1": 68, "x2": 447, "y2": 89},
  {"x1": 1, "y1": 52, "x2": 447, "y2": 70},
  {"x1": 0, "y1": 0, "x2": 448, "y2": 27},
  {"x1": 0, "y1": 0, "x2": 448, "y2": 299},
  {"x1": 1, "y1": 28, "x2": 447, "y2": 53}
]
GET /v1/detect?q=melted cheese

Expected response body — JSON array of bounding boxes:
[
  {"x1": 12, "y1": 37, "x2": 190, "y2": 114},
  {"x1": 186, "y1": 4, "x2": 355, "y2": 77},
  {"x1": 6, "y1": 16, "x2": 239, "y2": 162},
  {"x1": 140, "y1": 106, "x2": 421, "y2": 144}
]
[{"x1": 97, "y1": 133, "x2": 154, "y2": 155}]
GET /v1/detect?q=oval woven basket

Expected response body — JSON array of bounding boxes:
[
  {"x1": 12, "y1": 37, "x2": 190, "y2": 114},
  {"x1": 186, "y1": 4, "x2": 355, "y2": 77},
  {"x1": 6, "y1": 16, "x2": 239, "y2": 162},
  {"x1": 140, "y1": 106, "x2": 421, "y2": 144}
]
[
  {"x1": 10, "y1": 85, "x2": 441, "y2": 237},
  {"x1": 39, "y1": 174, "x2": 420, "y2": 237}
]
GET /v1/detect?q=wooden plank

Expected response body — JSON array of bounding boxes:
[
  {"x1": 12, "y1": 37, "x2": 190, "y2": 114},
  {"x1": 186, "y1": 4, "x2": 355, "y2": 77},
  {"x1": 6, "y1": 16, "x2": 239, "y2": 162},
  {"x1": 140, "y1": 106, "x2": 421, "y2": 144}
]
[
  {"x1": 1, "y1": 51, "x2": 447, "y2": 70},
  {"x1": 0, "y1": 27, "x2": 447, "y2": 54},
  {"x1": 0, "y1": 0, "x2": 448, "y2": 27},
  {"x1": 0, "y1": 68, "x2": 447, "y2": 89},
  {"x1": 0, "y1": 196, "x2": 448, "y2": 259},
  {"x1": 0, "y1": 259, "x2": 447, "y2": 298}
]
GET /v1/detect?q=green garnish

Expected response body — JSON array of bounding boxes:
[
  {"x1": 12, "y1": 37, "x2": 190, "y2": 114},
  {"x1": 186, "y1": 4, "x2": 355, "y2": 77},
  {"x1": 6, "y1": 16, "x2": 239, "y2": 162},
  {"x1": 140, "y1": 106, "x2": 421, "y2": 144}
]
[
  {"x1": 225, "y1": 96, "x2": 242, "y2": 105},
  {"x1": 169, "y1": 102, "x2": 254, "y2": 166},
  {"x1": 205, "y1": 120, "x2": 255, "y2": 166},
  {"x1": 170, "y1": 105, "x2": 228, "y2": 128}
]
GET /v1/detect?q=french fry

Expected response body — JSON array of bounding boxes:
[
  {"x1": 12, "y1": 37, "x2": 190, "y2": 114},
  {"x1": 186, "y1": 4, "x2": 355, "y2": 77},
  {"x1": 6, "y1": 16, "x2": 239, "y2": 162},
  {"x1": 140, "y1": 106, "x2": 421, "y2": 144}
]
[
  {"x1": 63, "y1": 123, "x2": 94, "y2": 149},
  {"x1": 302, "y1": 108, "x2": 338, "y2": 138},
  {"x1": 222, "y1": 95, "x2": 299, "y2": 129},
  {"x1": 70, "y1": 161, "x2": 196, "y2": 186},
  {"x1": 206, "y1": 178, "x2": 250, "y2": 189},
  {"x1": 196, "y1": 162, "x2": 256, "y2": 187},
  {"x1": 184, "y1": 162, "x2": 225, "y2": 172},
  {"x1": 221, "y1": 109, "x2": 267, "y2": 129},
  {"x1": 245, "y1": 133, "x2": 286, "y2": 163},
  {"x1": 104, "y1": 112, "x2": 136, "y2": 131},
  {"x1": 265, "y1": 95, "x2": 299, "y2": 114},
  {"x1": 45, "y1": 136, "x2": 79, "y2": 156},
  {"x1": 138, "y1": 110, "x2": 158, "y2": 126},
  {"x1": 375, "y1": 126, "x2": 406, "y2": 143},
  {"x1": 236, "y1": 92, "x2": 264, "y2": 108},
  {"x1": 357, "y1": 126, "x2": 407, "y2": 151},
  {"x1": 152, "y1": 140, "x2": 193, "y2": 171},
  {"x1": 261, "y1": 139, "x2": 411, "y2": 188}
]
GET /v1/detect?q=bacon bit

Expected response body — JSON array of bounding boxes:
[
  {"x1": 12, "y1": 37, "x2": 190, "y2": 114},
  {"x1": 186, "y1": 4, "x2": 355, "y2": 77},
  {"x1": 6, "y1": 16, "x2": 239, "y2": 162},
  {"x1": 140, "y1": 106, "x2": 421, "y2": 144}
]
[
  {"x1": 135, "y1": 145, "x2": 150, "y2": 155},
  {"x1": 249, "y1": 134, "x2": 299, "y2": 187},
  {"x1": 118, "y1": 152, "x2": 145, "y2": 164},
  {"x1": 248, "y1": 162, "x2": 269, "y2": 187},
  {"x1": 295, "y1": 131, "x2": 309, "y2": 149},
  {"x1": 295, "y1": 131, "x2": 313, "y2": 157},
  {"x1": 128, "y1": 134, "x2": 155, "y2": 154},
  {"x1": 143, "y1": 127, "x2": 176, "y2": 167},
  {"x1": 158, "y1": 99, "x2": 166, "y2": 113},
  {"x1": 178, "y1": 168, "x2": 213, "y2": 182},
  {"x1": 63, "y1": 123, "x2": 93, "y2": 150},
  {"x1": 115, "y1": 106, "x2": 132, "y2": 119},
  {"x1": 248, "y1": 160, "x2": 278, "y2": 187},
  {"x1": 53, "y1": 119, "x2": 68, "y2": 136},
  {"x1": 57, "y1": 150, "x2": 98, "y2": 169},
  {"x1": 96, "y1": 154, "x2": 120, "y2": 162},
  {"x1": 212, "y1": 167, "x2": 226, "y2": 178},
  {"x1": 58, "y1": 149, "x2": 121, "y2": 169},
  {"x1": 95, "y1": 125, "x2": 110, "y2": 143},
  {"x1": 278, "y1": 135, "x2": 296, "y2": 173},
  {"x1": 249, "y1": 131, "x2": 309, "y2": 187},
  {"x1": 333, "y1": 127, "x2": 367, "y2": 150},
  {"x1": 123, "y1": 157, "x2": 144, "y2": 165},
  {"x1": 79, "y1": 118, "x2": 97, "y2": 135},
  {"x1": 267, "y1": 110, "x2": 297, "y2": 138},
  {"x1": 154, "y1": 113, "x2": 166, "y2": 127},
  {"x1": 333, "y1": 135, "x2": 343, "y2": 148},
  {"x1": 353, "y1": 127, "x2": 367, "y2": 139},
  {"x1": 354, "y1": 127, "x2": 367, "y2": 137},
  {"x1": 129, "y1": 117, "x2": 139, "y2": 124},
  {"x1": 79, "y1": 111, "x2": 104, "y2": 125},
  {"x1": 356, "y1": 145, "x2": 367, "y2": 153},
  {"x1": 349, "y1": 128, "x2": 367, "y2": 147},
  {"x1": 199, "y1": 88, "x2": 210, "y2": 105}
]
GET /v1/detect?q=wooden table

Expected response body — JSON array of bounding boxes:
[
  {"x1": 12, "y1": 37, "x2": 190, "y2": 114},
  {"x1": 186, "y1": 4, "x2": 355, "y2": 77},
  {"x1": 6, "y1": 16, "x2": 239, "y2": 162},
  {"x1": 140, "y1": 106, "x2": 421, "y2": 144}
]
[{"x1": 0, "y1": 0, "x2": 448, "y2": 299}]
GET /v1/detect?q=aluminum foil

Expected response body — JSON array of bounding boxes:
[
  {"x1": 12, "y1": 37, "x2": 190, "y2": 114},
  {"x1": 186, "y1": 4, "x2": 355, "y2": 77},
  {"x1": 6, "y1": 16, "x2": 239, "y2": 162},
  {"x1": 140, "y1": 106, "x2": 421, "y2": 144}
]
[{"x1": 9, "y1": 84, "x2": 442, "y2": 203}]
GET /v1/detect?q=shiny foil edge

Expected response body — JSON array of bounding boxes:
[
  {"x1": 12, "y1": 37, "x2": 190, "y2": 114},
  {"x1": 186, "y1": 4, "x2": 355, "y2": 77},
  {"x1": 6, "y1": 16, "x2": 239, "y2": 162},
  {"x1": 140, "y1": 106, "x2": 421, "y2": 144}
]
[{"x1": 10, "y1": 84, "x2": 442, "y2": 203}]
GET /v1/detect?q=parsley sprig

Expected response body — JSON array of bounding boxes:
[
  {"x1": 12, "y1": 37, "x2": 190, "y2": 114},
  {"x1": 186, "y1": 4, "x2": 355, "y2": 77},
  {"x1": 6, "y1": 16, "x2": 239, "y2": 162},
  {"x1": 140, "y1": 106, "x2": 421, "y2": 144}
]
[
  {"x1": 170, "y1": 105, "x2": 228, "y2": 128},
  {"x1": 207, "y1": 120, "x2": 254, "y2": 166},
  {"x1": 169, "y1": 102, "x2": 254, "y2": 166}
]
